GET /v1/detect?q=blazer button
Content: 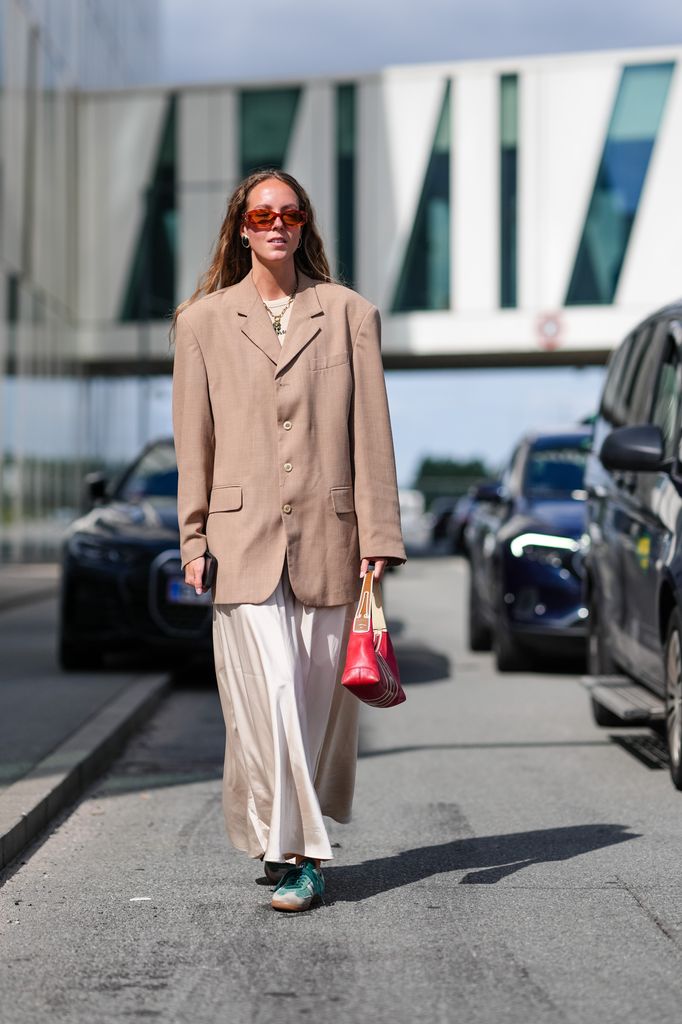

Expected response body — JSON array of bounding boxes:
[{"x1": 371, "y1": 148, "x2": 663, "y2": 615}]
[
  {"x1": 283, "y1": 420, "x2": 292, "y2": 430},
  {"x1": 283, "y1": 462, "x2": 293, "y2": 472},
  {"x1": 282, "y1": 503, "x2": 293, "y2": 514}
]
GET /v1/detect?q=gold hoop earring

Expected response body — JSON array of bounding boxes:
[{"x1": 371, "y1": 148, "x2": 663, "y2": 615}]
[
  {"x1": 241, "y1": 235, "x2": 250, "y2": 249},
  {"x1": 296, "y1": 234, "x2": 303, "y2": 251}
]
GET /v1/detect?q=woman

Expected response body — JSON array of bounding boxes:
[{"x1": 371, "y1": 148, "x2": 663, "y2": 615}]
[{"x1": 171, "y1": 169, "x2": 405, "y2": 912}]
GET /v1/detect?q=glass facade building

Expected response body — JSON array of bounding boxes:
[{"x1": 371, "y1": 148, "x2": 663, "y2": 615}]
[
  {"x1": 0, "y1": 1, "x2": 160, "y2": 559},
  {"x1": 1, "y1": 34, "x2": 679, "y2": 560}
]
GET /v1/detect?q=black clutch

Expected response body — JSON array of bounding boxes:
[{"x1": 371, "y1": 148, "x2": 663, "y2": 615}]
[{"x1": 202, "y1": 551, "x2": 218, "y2": 589}]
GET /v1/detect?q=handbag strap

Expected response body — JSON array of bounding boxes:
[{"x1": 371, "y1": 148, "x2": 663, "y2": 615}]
[
  {"x1": 352, "y1": 567, "x2": 388, "y2": 635},
  {"x1": 353, "y1": 569, "x2": 374, "y2": 633},
  {"x1": 371, "y1": 576, "x2": 387, "y2": 632}
]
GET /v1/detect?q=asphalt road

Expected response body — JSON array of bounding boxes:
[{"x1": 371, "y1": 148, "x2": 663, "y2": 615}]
[
  {"x1": 3, "y1": 557, "x2": 682, "y2": 1023},
  {"x1": 0, "y1": 587, "x2": 155, "y2": 793}
]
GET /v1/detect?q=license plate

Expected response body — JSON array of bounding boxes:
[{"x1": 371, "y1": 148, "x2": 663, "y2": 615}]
[{"x1": 166, "y1": 577, "x2": 211, "y2": 605}]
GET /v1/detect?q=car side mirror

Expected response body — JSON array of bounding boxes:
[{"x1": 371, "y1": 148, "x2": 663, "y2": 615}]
[
  {"x1": 599, "y1": 424, "x2": 665, "y2": 473},
  {"x1": 472, "y1": 480, "x2": 504, "y2": 503},
  {"x1": 84, "y1": 471, "x2": 108, "y2": 505}
]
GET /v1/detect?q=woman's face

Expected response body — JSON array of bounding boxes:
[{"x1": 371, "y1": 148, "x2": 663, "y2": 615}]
[{"x1": 241, "y1": 179, "x2": 303, "y2": 269}]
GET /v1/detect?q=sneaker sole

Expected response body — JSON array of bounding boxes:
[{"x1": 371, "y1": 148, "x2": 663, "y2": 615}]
[{"x1": 271, "y1": 893, "x2": 321, "y2": 913}]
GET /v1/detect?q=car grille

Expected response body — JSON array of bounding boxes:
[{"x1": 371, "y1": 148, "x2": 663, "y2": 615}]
[{"x1": 148, "y1": 550, "x2": 212, "y2": 637}]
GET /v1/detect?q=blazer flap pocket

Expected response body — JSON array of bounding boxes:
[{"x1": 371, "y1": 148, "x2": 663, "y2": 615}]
[
  {"x1": 311, "y1": 351, "x2": 349, "y2": 371},
  {"x1": 331, "y1": 486, "x2": 355, "y2": 514},
  {"x1": 209, "y1": 485, "x2": 243, "y2": 513}
]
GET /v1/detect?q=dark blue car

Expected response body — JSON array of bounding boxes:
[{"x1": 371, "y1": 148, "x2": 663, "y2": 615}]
[
  {"x1": 59, "y1": 438, "x2": 212, "y2": 670},
  {"x1": 465, "y1": 427, "x2": 591, "y2": 671}
]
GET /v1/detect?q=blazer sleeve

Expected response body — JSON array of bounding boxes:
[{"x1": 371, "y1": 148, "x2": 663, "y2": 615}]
[
  {"x1": 350, "y1": 305, "x2": 406, "y2": 565},
  {"x1": 172, "y1": 311, "x2": 215, "y2": 569}
]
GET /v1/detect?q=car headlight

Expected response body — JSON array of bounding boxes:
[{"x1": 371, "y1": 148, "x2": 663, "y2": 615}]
[
  {"x1": 66, "y1": 533, "x2": 137, "y2": 565},
  {"x1": 509, "y1": 533, "x2": 582, "y2": 570}
]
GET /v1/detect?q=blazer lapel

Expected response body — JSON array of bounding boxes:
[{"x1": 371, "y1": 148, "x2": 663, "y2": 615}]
[
  {"x1": 236, "y1": 273, "x2": 281, "y2": 366},
  {"x1": 275, "y1": 273, "x2": 324, "y2": 378}
]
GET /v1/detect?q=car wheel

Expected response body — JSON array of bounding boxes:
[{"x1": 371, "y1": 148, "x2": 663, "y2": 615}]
[
  {"x1": 58, "y1": 637, "x2": 104, "y2": 671},
  {"x1": 665, "y1": 610, "x2": 682, "y2": 791},
  {"x1": 494, "y1": 606, "x2": 529, "y2": 672},
  {"x1": 468, "y1": 571, "x2": 491, "y2": 652}
]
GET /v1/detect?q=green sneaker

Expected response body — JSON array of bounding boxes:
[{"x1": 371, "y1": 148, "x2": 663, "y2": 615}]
[
  {"x1": 264, "y1": 861, "x2": 290, "y2": 885},
  {"x1": 271, "y1": 860, "x2": 325, "y2": 912}
]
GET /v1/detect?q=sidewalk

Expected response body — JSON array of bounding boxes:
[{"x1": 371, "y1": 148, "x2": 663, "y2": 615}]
[
  {"x1": 0, "y1": 561, "x2": 60, "y2": 612},
  {"x1": 0, "y1": 565, "x2": 170, "y2": 870}
]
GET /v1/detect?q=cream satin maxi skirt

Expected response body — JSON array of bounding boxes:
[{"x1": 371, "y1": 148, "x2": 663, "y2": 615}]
[{"x1": 211, "y1": 561, "x2": 359, "y2": 863}]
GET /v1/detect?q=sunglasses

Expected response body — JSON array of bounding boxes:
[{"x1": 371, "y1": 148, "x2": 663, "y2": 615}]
[{"x1": 244, "y1": 207, "x2": 307, "y2": 230}]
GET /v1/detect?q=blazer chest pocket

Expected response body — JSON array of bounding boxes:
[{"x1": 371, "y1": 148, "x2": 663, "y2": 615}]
[
  {"x1": 209, "y1": 485, "x2": 243, "y2": 513},
  {"x1": 310, "y1": 352, "x2": 349, "y2": 371},
  {"x1": 330, "y1": 486, "x2": 355, "y2": 514}
]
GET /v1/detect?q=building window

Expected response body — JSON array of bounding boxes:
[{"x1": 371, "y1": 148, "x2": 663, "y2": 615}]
[
  {"x1": 392, "y1": 81, "x2": 451, "y2": 313},
  {"x1": 239, "y1": 88, "x2": 301, "y2": 178},
  {"x1": 565, "y1": 62, "x2": 674, "y2": 306},
  {"x1": 500, "y1": 74, "x2": 518, "y2": 308},
  {"x1": 336, "y1": 83, "x2": 356, "y2": 287},
  {"x1": 120, "y1": 94, "x2": 177, "y2": 322}
]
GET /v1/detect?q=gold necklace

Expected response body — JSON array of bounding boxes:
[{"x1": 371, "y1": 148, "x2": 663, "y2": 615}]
[{"x1": 264, "y1": 287, "x2": 297, "y2": 336}]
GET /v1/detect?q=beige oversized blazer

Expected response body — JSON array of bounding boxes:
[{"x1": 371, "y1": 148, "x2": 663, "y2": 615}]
[{"x1": 172, "y1": 270, "x2": 406, "y2": 606}]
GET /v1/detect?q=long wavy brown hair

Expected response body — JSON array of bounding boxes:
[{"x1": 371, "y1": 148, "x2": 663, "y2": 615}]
[{"x1": 169, "y1": 169, "x2": 332, "y2": 342}]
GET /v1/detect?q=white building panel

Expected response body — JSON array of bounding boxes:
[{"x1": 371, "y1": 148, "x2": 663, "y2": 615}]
[
  {"x1": 285, "y1": 83, "x2": 335, "y2": 266},
  {"x1": 453, "y1": 71, "x2": 499, "y2": 312},
  {"x1": 364, "y1": 71, "x2": 447, "y2": 309},
  {"x1": 535, "y1": 63, "x2": 620, "y2": 310},
  {"x1": 78, "y1": 93, "x2": 167, "y2": 322},
  {"x1": 178, "y1": 90, "x2": 237, "y2": 304}
]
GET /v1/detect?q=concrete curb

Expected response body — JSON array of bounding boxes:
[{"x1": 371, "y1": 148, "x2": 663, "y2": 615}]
[
  {"x1": 0, "y1": 673, "x2": 171, "y2": 872},
  {"x1": 0, "y1": 586, "x2": 58, "y2": 614}
]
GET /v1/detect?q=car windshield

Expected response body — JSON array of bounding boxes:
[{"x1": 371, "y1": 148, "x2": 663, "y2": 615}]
[
  {"x1": 524, "y1": 445, "x2": 587, "y2": 498},
  {"x1": 117, "y1": 443, "x2": 178, "y2": 501}
]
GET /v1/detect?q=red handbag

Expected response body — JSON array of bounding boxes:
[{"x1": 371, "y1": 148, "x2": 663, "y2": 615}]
[{"x1": 341, "y1": 567, "x2": 406, "y2": 708}]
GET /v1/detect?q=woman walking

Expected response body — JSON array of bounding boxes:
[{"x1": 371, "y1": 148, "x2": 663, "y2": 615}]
[{"x1": 171, "y1": 169, "x2": 405, "y2": 912}]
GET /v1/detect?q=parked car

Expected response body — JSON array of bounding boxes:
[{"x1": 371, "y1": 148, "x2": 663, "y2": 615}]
[
  {"x1": 583, "y1": 301, "x2": 682, "y2": 788},
  {"x1": 430, "y1": 496, "x2": 460, "y2": 546},
  {"x1": 399, "y1": 489, "x2": 432, "y2": 553},
  {"x1": 59, "y1": 438, "x2": 212, "y2": 670},
  {"x1": 445, "y1": 492, "x2": 478, "y2": 555},
  {"x1": 466, "y1": 428, "x2": 591, "y2": 671}
]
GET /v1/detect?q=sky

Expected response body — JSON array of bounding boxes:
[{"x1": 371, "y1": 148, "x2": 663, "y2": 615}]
[{"x1": 159, "y1": 0, "x2": 682, "y2": 85}]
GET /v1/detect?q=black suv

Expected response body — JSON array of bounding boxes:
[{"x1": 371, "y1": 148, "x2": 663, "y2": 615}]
[{"x1": 584, "y1": 300, "x2": 682, "y2": 788}]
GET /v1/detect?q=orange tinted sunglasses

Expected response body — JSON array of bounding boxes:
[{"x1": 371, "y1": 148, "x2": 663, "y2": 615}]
[{"x1": 244, "y1": 207, "x2": 307, "y2": 230}]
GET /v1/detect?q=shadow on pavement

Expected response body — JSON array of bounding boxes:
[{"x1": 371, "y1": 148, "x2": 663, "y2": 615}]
[
  {"x1": 359, "y1": 739, "x2": 613, "y2": 759},
  {"x1": 325, "y1": 824, "x2": 640, "y2": 902},
  {"x1": 393, "y1": 643, "x2": 450, "y2": 685},
  {"x1": 387, "y1": 622, "x2": 451, "y2": 685}
]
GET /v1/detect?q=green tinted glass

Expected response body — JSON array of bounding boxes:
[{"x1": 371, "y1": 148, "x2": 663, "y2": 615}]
[
  {"x1": 240, "y1": 88, "x2": 301, "y2": 177},
  {"x1": 392, "y1": 82, "x2": 451, "y2": 313}
]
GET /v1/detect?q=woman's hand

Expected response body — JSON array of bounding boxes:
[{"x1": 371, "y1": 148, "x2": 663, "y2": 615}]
[
  {"x1": 360, "y1": 557, "x2": 388, "y2": 582},
  {"x1": 185, "y1": 555, "x2": 206, "y2": 595}
]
